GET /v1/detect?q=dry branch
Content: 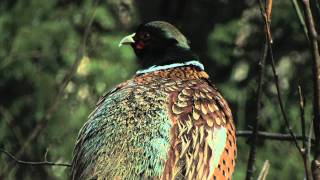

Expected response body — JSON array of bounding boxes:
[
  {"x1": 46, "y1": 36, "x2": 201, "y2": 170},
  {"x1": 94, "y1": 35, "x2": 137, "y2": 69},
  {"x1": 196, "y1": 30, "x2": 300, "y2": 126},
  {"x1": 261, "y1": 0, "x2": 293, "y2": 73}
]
[
  {"x1": 300, "y1": 0, "x2": 320, "y2": 179},
  {"x1": 267, "y1": 11, "x2": 309, "y2": 180},
  {"x1": 267, "y1": 14, "x2": 304, "y2": 160},
  {"x1": 257, "y1": 160, "x2": 270, "y2": 180},
  {"x1": 245, "y1": 1, "x2": 271, "y2": 179},
  {"x1": 237, "y1": 130, "x2": 315, "y2": 143},
  {"x1": 0, "y1": 149, "x2": 71, "y2": 167},
  {"x1": 245, "y1": 42, "x2": 268, "y2": 180},
  {"x1": 291, "y1": 0, "x2": 310, "y2": 40},
  {"x1": 298, "y1": 86, "x2": 312, "y2": 179}
]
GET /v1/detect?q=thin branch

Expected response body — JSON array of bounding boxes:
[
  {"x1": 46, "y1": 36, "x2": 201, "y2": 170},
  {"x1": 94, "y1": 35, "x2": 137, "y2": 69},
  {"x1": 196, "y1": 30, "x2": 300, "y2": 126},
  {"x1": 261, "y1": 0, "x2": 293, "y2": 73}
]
[
  {"x1": 298, "y1": 86, "x2": 312, "y2": 180},
  {"x1": 265, "y1": 0, "x2": 305, "y2": 162},
  {"x1": 265, "y1": 0, "x2": 273, "y2": 43},
  {"x1": 300, "y1": 0, "x2": 320, "y2": 179},
  {"x1": 268, "y1": 18, "x2": 306, "y2": 167},
  {"x1": 257, "y1": 160, "x2": 270, "y2": 180},
  {"x1": 245, "y1": 1, "x2": 271, "y2": 179},
  {"x1": 245, "y1": 40, "x2": 268, "y2": 180},
  {"x1": 291, "y1": 0, "x2": 310, "y2": 40},
  {"x1": 0, "y1": 149, "x2": 71, "y2": 167},
  {"x1": 299, "y1": 86, "x2": 307, "y2": 155},
  {"x1": 237, "y1": 130, "x2": 315, "y2": 143}
]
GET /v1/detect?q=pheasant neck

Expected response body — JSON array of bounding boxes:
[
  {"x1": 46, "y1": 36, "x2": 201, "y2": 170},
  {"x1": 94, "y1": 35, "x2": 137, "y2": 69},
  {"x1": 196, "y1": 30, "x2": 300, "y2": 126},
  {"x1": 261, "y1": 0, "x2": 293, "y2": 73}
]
[{"x1": 137, "y1": 46, "x2": 199, "y2": 68}]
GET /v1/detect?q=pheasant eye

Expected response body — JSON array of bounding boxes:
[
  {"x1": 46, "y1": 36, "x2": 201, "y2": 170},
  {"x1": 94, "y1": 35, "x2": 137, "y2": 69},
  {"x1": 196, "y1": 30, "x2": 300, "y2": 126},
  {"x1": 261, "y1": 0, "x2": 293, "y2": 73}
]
[{"x1": 139, "y1": 32, "x2": 151, "y2": 40}]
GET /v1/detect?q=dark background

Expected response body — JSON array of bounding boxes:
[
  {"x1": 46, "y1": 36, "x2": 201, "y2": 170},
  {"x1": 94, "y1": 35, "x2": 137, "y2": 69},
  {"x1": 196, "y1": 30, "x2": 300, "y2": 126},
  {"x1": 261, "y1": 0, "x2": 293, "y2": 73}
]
[{"x1": 0, "y1": 0, "x2": 318, "y2": 179}]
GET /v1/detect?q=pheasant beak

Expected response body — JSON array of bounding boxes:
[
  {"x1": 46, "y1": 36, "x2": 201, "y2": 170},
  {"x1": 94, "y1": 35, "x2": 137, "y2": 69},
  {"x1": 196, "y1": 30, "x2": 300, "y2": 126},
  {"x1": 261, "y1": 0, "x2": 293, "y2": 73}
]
[{"x1": 119, "y1": 33, "x2": 136, "y2": 47}]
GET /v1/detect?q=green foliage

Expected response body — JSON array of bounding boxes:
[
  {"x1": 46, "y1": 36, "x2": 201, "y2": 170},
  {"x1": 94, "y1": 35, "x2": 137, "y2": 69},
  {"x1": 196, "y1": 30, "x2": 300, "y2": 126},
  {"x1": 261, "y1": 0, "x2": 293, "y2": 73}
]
[{"x1": 208, "y1": 20, "x2": 240, "y2": 66}]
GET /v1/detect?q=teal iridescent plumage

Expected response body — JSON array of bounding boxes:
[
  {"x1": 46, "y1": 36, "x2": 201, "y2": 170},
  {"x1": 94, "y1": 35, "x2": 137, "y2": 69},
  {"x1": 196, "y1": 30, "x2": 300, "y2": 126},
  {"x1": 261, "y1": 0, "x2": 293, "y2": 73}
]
[{"x1": 72, "y1": 84, "x2": 173, "y2": 179}]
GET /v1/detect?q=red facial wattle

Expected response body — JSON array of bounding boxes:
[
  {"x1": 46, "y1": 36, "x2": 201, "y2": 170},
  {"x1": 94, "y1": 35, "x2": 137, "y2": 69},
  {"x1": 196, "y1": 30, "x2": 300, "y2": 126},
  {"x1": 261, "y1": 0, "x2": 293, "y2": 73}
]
[{"x1": 135, "y1": 41, "x2": 145, "y2": 50}]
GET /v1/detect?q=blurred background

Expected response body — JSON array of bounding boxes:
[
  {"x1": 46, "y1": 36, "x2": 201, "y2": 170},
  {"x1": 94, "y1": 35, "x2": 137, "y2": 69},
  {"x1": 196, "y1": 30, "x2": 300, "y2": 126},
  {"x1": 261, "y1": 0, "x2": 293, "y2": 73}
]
[{"x1": 0, "y1": 0, "x2": 318, "y2": 179}]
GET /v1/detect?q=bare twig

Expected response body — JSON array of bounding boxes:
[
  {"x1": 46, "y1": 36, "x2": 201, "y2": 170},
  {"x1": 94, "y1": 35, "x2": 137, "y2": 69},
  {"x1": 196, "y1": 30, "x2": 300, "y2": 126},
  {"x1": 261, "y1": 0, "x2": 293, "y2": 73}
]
[
  {"x1": 298, "y1": 86, "x2": 312, "y2": 180},
  {"x1": 245, "y1": 42, "x2": 268, "y2": 180},
  {"x1": 237, "y1": 130, "x2": 315, "y2": 143},
  {"x1": 0, "y1": 149, "x2": 71, "y2": 167},
  {"x1": 265, "y1": 0, "x2": 305, "y2": 161},
  {"x1": 245, "y1": 1, "x2": 271, "y2": 179},
  {"x1": 257, "y1": 160, "x2": 270, "y2": 180},
  {"x1": 265, "y1": 0, "x2": 273, "y2": 43},
  {"x1": 268, "y1": 16, "x2": 306, "y2": 170},
  {"x1": 291, "y1": 0, "x2": 310, "y2": 40},
  {"x1": 300, "y1": 0, "x2": 320, "y2": 179},
  {"x1": 299, "y1": 86, "x2": 307, "y2": 157}
]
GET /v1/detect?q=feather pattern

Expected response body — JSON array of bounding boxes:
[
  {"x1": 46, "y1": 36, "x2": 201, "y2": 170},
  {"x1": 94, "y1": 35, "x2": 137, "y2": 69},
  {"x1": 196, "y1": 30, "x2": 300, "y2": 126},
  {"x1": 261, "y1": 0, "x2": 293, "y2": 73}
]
[{"x1": 71, "y1": 64, "x2": 237, "y2": 180}]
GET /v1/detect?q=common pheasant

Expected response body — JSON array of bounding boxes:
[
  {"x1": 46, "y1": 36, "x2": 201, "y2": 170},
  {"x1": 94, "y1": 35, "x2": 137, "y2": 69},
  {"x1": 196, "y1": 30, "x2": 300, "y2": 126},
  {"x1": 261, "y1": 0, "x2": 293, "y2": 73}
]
[{"x1": 71, "y1": 21, "x2": 237, "y2": 180}]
